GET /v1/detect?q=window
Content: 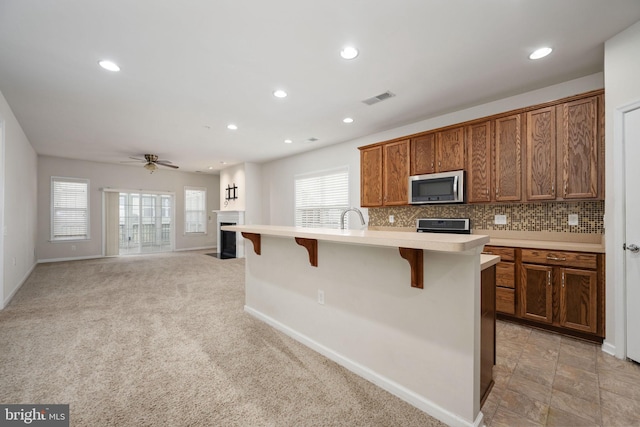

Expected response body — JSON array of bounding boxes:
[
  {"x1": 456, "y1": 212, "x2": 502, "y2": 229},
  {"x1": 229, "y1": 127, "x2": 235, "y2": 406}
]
[
  {"x1": 185, "y1": 187, "x2": 207, "y2": 233},
  {"x1": 295, "y1": 167, "x2": 349, "y2": 229},
  {"x1": 51, "y1": 177, "x2": 89, "y2": 241}
]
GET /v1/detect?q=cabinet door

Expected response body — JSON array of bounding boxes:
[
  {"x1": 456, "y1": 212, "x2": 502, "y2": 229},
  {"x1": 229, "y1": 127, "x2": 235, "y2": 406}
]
[
  {"x1": 383, "y1": 139, "x2": 410, "y2": 205},
  {"x1": 495, "y1": 115, "x2": 522, "y2": 201},
  {"x1": 466, "y1": 121, "x2": 492, "y2": 203},
  {"x1": 410, "y1": 134, "x2": 436, "y2": 175},
  {"x1": 526, "y1": 106, "x2": 557, "y2": 200},
  {"x1": 520, "y1": 263, "x2": 553, "y2": 324},
  {"x1": 559, "y1": 268, "x2": 598, "y2": 333},
  {"x1": 437, "y1": 127, "x2": 465, "y2": 172},
  {"x1": 360, "y1": 146, "x2": 383, "y2": 207},
  {"x1": 561, "y1": 96, "x2": 598, "y2": 199}
]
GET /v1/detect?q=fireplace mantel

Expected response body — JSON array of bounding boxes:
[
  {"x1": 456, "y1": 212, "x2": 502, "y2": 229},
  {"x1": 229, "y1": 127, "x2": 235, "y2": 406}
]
[{"x1": 213, "y1": 210, "x2": 245, "y2": 258}]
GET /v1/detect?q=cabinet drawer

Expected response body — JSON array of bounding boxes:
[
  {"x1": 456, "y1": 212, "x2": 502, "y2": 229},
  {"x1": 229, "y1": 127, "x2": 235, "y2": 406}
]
[
  {"x1": 496, "y1": 287, "x2": 515, "y2": 315},
  {"x1": 521, "y1": 249, "x2": 597, "y2": 269},
  {"x1": 483, "y1": 246, "x2": 515, "y2": 261},
  {"x1": 496, "y1": 262, "x2": 515, "y2": 288}
]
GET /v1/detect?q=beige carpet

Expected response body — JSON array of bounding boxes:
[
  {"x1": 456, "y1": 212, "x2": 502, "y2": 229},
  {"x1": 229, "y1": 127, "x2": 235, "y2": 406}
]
[{"x1": 0, "y1": 251, "x2": 445, "y2": 426}]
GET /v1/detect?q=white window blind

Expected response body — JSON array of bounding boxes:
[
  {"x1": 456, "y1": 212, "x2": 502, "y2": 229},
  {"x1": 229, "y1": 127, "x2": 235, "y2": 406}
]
[
  {"x1": 295, "y1": 167, "x2": 349, "y2": 229},
  {"x1": 51, "y1": 177, "x2": 89, "y2": 241},
  {"x1": 185, "y1": 187, "x2": 207, "y2": 233}
]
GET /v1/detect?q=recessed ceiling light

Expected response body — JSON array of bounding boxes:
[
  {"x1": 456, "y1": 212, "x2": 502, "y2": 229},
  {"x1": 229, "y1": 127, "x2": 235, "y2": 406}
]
[
  {"x1": 343, "y1": 117, "x2": 354, "y2": 124},
  {"x1": 529, "y1": 47, "x2": 553, "y2": 60},
  {"x1": 284, "y1": 139, "x2": 293, "y2": 144},
  {"x1": 340, "y1": 46, "x2": 359, "y2": 60},
  {"x1": 273, "y1": 89, "x2": 288, "y2": 98},
  {"x1": 98, "y1": 60, "x2": 120, "y2": 72},
  {"x1": 220, "y1": 161, "x2": 227, "y2": 165},
  {"x1": 227, "y1": 124, "x2": 238, "y2": 130},
  {"x1": 208, "y1": 166, "x2": 214, "y2": 170}
]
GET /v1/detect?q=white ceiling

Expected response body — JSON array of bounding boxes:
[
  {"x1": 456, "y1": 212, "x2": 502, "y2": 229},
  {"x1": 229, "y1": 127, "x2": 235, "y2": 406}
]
[{"x1": 1, "y1": 1, "x2": 640, "y2": 174}]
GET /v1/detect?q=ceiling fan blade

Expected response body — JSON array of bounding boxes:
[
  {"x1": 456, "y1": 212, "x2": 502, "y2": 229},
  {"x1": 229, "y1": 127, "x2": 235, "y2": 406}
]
[
  {"x1": 129, "y1": 156, "x2": 146, "y2": 161},
  {"x1": 156, "y1": 161, "x2": 179, "y2": 169}
]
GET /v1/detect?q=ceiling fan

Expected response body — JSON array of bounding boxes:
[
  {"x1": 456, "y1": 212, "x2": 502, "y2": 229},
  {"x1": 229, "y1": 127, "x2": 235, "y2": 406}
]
[{"x1": 126, "y1": 154, "x2": 179, "y2": 173}]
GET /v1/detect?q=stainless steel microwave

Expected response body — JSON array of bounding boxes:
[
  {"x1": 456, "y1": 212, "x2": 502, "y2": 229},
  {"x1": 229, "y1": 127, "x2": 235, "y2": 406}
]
[{"x1": 409, "y1": 170, "x2": 465, "y2": 204}]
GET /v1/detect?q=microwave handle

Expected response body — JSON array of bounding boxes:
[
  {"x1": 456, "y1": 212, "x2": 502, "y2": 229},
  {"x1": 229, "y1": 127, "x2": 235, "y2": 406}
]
[{"x1": 453, "y1": 175, "x2": 458, "y2": 194}]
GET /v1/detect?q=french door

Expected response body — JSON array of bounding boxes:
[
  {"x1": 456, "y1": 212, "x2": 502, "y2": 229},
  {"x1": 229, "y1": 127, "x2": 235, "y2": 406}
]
[
  {"x1": 104, "y1": 190, "x2": 174, "y2": 255},
  {"x1": 119, "y1": 192, "x2": 173, "y2": 254}
]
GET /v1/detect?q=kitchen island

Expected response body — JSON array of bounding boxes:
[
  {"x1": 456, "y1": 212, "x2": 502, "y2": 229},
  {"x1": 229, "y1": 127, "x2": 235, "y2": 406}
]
[{"x1": 223, "y1": 225, "x2": 494, "y2": 427}]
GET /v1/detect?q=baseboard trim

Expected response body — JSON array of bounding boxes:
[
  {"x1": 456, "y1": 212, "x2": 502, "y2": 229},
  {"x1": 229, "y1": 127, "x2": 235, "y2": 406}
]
[
  {"x1": 601, "y1": 341, "x2": 617, "y2": 357},
  {"x1": 2, "y1": 262, "x2": 37, "y2": 310},
  {"x1": 37, "y1": 255, "x2": 104, "y2": 264},
  {"x1": 244, "y1": 305, "x2": 480, "y2": 427},
  {"x1": 174, "y1": 246, "x2": 216, "y2": 252}
]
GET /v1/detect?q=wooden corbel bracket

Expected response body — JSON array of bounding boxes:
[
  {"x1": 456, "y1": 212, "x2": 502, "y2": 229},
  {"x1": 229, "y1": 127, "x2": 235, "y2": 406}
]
[
  {"x1": 295, "y1": 237, "x2": 318, "y2": 267},
  {"x1": 398, "y1": 247, "x2": 424, "y2": 289},
  {"x1": 241, "y1": 232, "x2": 261, "y2": 255}
]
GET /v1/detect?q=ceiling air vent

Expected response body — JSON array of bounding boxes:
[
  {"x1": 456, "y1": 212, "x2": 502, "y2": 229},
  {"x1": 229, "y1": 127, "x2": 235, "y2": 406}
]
[
  {"x1": 362, "y1": 91, "x2": 396, "y2": 106},
  {"x1": 305, "y1": 137, "x2": 319, "y2": 143}
]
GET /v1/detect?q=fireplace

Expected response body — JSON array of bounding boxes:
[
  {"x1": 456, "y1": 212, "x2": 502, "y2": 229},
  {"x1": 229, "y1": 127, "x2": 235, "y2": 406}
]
[
  {"x1": 213, "y1": 210, "x2": 245, "y2": 258},
  {"x1": 220, "y1": 222, "x2": 237, "y2": 259}
]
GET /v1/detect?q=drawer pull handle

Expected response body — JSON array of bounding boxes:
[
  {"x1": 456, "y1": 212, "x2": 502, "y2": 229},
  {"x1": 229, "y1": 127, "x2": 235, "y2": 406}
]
[
  {"x1": 547, "y1": 270, "x2": 551, "y2": 286},
  {"x1": 546, "y1": 255, "x2": 567, "y2": 261}
]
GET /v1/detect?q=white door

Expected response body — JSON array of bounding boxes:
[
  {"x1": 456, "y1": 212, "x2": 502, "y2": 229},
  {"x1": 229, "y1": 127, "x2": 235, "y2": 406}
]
[{"x1": 625, "y1": 104, "x2": 640, "y2": 363}]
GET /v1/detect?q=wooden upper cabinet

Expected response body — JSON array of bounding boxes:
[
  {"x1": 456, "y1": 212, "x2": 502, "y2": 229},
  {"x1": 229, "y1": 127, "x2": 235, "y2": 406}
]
[
  {"x1": 437, "y1": 126, "x2": 465, "y2": 172},
  {"x1": 410, "y1": 133, "x2": 436, "y2": 175},
  {"x1": 526, "y1": 106, "x2": 557, "y2": 201},
  {"x1": 466, "y1": 121, "x2": 492, "y2": 203},
  {"x1": 383, "y1": 139, "x2": 410, "y2": 205},
  {"x1": 495, "y1": 114, "x2": 522, "y2": 202},
  {"x1": 560, "y1": 96, "x2": 599, "y2": 199},
  {"x1": 360, "y1": 145, "x2": 383, "y2": 207}
]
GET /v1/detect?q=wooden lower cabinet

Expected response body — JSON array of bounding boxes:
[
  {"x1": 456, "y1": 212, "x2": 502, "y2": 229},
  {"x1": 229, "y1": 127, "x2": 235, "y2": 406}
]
[
  {"x1": 483, "y1": 246, "x2": 516, "y2": 315},
  {"x1": 518, "y1": 248, "x2": 603, "y2": 339},
  {"x1": 480, "y1": 264, "x2": 496, "y2": 405},
  {"x1": 559, "y1": 267, "x2": 598, "y2": 334},
  {"x1": 520, "y1": 264, "x2": 553, "y2": 324},
  {"x1": 487, "y1": 245, "x2": 604, "y2": 341}
]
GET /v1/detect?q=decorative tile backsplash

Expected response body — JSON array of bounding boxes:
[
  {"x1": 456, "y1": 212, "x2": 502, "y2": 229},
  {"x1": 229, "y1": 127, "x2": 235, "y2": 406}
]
[{"x1": 368, "y1": 201, "x2": 604, "y2": 234}]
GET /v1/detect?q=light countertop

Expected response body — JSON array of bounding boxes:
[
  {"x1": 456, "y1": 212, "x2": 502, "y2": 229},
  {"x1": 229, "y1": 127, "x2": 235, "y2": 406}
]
[
  {"x1": 480, "y1": 254, "x2": 501, "y2": 270},
  {"x1": 223, "y1": 224, "x2": 489, "y2": 253}
]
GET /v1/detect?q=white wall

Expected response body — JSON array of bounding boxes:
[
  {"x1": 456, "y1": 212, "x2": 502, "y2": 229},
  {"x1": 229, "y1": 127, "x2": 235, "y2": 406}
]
[
  {"x1": 604, "y1": 20, "x2": 640, "y2": 357},
  {"x1": 261, "y1": 73, "x2": 604, "y2": 227},
  {"x1": 219, "y1": 162, "x2": 262, "y2": 225},
  {"x1": 0, "y1": 89, "x2": 38, "y2": 309},
  {"x1": 220, "y1": 163, "x2": 246, "y2": 212},
  {"x1": 37, "y1": 156, "x2": 220, "y2": 261}
]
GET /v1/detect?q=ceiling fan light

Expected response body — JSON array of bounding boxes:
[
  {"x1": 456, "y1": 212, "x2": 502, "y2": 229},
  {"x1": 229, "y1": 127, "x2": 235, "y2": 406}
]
[{"x1": 144, "y1": 163, "x2": 158, "y2": 172}]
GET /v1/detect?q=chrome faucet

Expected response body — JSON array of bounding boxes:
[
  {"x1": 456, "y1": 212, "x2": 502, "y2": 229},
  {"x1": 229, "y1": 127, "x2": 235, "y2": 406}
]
[{"x1": 340, "y1": 207, "x2": 366, "y2": 230}]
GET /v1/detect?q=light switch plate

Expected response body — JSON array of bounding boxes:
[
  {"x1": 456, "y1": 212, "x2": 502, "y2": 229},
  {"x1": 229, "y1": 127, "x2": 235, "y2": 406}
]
[
  {"x1": 494, "y1": 214, "x2": 507, "y2": 225},
  {"x1": 568, "y1": 214, "x2": 579, "y2": 226}
]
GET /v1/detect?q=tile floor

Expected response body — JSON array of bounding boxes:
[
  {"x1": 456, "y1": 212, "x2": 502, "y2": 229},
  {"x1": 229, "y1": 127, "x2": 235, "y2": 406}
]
[{"x1": 482, "y1": 320, "x2": 640, "y2": 427}]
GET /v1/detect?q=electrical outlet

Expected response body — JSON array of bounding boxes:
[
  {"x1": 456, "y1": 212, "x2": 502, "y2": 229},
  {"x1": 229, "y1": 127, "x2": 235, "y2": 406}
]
[
  {"x1": 494, "y1": 215, "x2": 507, "y2": 225},
  {"x1": 71, "y1": 245, "x2": 77, "y2": 251},
  {"x1": 389, "y1": 215, "x2": 395, "y2": 224},
  {"x1": 568, "y1": 214, "x2": 579, "y2": 226},
  {"x1": 317, "y1": 290, "x2": 325, "y2": 305}
]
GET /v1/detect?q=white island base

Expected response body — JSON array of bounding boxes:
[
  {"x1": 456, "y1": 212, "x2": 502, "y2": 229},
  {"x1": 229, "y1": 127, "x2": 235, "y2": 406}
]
[{"x1": 225, "y1": 225, "x2": 491, "y2": 427}]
